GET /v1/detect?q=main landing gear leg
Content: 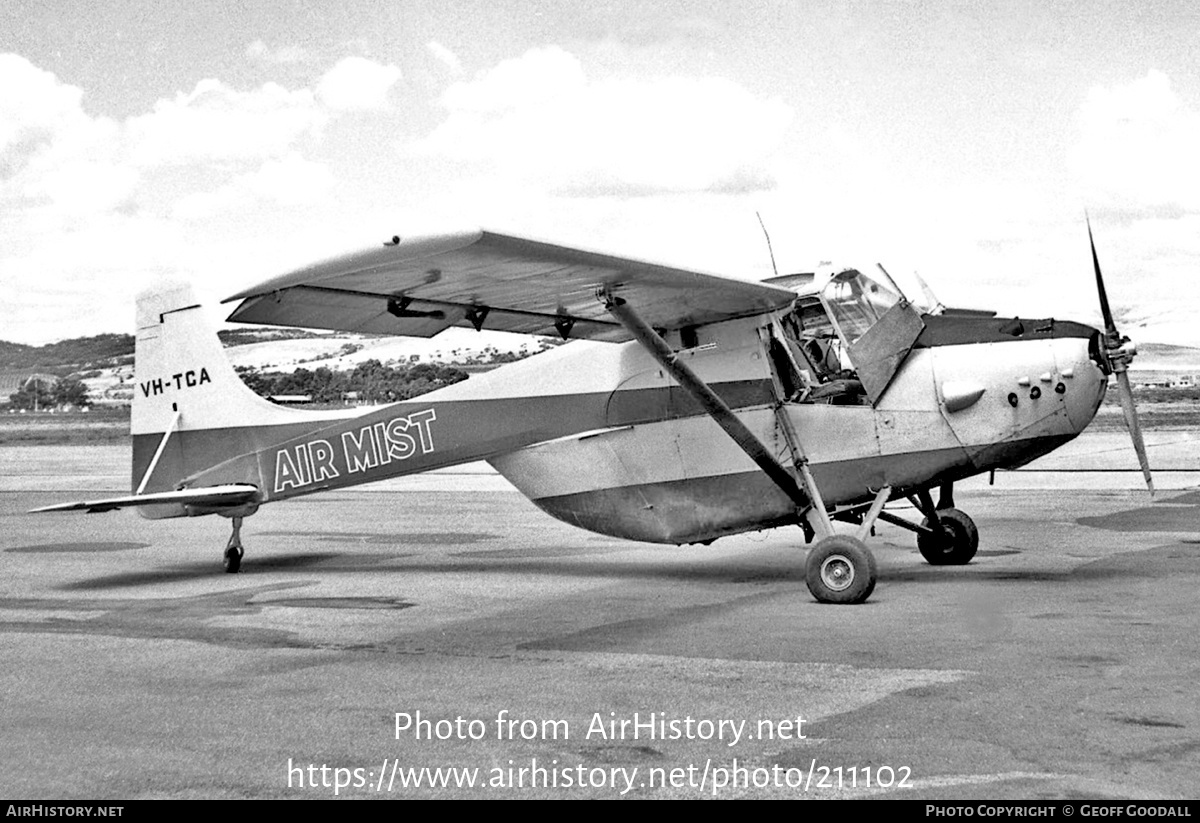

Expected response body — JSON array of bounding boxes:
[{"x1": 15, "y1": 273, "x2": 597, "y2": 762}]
[
  {"x1": 938, "y1": 480, "x2": 955, "y2": 510},
  {"x1": 223, "y1": 516, "x2": 245, "y2": 573},
  {"x1": 602, "y1": 293, "x2": 877, "y2": 604},
  {"x1": 802, "y1": 476, "x2": 877, "y2": 606}
]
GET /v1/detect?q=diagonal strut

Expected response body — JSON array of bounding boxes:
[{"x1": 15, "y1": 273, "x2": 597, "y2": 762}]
[{"x1": 602, "y1": 293, "x2": 825, "y2": 526}]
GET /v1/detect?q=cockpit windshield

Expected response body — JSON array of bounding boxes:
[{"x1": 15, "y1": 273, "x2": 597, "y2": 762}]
[{"x1": 820, "y1": 268, "x2": 905, "y2": 346}]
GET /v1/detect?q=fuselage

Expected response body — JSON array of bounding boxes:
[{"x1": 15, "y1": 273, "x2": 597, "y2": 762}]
[{"x1": 174, "y1": 306, "x2": 1107, "y2": 545}]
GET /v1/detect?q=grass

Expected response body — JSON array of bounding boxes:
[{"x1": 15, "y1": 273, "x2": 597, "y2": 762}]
[
  {"x1": 1091, "y1": 386, "x2": 1200, "y2": 431},
  {"x1": 0, "y1": 407, "x2": 130, "y2": 446}
]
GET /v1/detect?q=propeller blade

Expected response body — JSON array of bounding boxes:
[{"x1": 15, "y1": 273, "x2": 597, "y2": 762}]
[
  {"x1": 1115, "y1": 371, "x2": 1154, "y2": 495},
  {"x1": 1087, "y1": 215, "x2": 1118, "y2": 337},
  {"x1": 1087, "y1": 217, "x2": 1153, "y2": 495}
]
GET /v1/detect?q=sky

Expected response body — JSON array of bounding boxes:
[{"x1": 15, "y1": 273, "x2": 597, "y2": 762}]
[{"x1": 2, "y1": 0, "x2": 1199, "y2": 347}]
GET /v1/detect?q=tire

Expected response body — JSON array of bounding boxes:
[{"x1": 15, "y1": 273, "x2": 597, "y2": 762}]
[
  {"x1": 223, "y1": 545, "x2": 243, "y2": 574},
  {"x1": 917, "y1": 508, "x2": 978, "y2": 565},
  {"x1": 805, "y1": 535, "x2": 877, "y2": 604}
]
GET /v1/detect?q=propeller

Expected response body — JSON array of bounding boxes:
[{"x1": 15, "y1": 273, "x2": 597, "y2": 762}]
[{"x1": 1087, "y1": 217, "x2": 1154, "y2": 495}]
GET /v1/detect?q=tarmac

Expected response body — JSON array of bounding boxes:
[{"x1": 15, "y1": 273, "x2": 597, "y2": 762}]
[{"x1": 1, "y1": 433, "x2": 1198, "y2": 799}]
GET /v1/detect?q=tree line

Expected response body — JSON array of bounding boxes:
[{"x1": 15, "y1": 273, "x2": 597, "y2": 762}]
[
  {"x1": 5, "y1": 334, "x2": 566, "y2": 410},
  {"x1": 7, "y1": 361, "x2": 466, "y2": 410},
  {"x1": 236, "y1": 359, "x2": 469, "y2": 404},
  {"x1": 7, "y1": 377, "x2": 92, "y2": 410}
]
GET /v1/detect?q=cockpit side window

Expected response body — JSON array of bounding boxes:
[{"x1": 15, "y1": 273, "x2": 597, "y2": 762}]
[
  {"x1": 782, "y1": 298, "x2": 843, "y2": 383},
  {"x1": 778, "y1": 268, "x2": 923, "y2": 407},
  {"x1": 821, "y1": 269, "x2": 903, "y2": 346},
  {"x1": 817, "y1": 266, "x2": 925, "y2": 405},
  {"x1": 773, "y1": 304, "x2": 869, "y2": 405}
]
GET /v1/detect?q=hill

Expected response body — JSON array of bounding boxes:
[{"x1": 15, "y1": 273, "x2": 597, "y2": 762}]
[
  {"x1": 2, "y1": 324, "x2": 562, "y2": 408},
  {"x1": 0, "y1": 329, "x2": 339, "y2": 371},
  {"x1": 1132, "y1": 343, "x2": 1200, "y2": 371},
  {"x1": 0, "y1": 326, "x2": 542, "y2": 373},
  {"x1": 0, "y1": 334, "x2": 134, "y2": 371}
]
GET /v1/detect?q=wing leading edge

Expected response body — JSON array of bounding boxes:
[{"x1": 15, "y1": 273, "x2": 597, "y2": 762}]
[{"x1": 223, "y1": 229, "x2": 798, "y2": 341}]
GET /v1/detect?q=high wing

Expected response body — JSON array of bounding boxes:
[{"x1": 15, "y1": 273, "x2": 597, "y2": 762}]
[
  {"x1": 222, "y1": 229, "x2": 798, "y2": 341},
  {"x1": 29, "y1": 485, "x2": 260, "y2": 514}
]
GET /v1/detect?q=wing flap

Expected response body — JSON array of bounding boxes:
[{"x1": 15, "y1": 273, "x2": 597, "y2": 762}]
[
  {"x1": 230, "y1": 285, "x2": 628, "y2": 340},
  {"x1": 230, "y1": 288, "x2": 460, "y2": 338},
  {"x1": 30, "y1": 485, "x2": 260, "y2": 514},
  {"x1": 224, "y1": 230, "x2": 797, "y2": 340}
]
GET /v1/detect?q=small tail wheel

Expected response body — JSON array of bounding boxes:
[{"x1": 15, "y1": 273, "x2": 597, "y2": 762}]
[
  {"x1": 223, "y1": 544, "x2": 243, "y2": 574},
  {"x1": 917, "y1": 508, "x2": 978, "y2": 565},
  {"x1": 222, "y1": 514, "x2": 245, "y2": 573},
  {"x1": 805, "y1": 535, "x2": 877, "y2": 604}
]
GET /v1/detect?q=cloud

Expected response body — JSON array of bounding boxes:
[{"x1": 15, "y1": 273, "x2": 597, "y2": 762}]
[
  {"x1": 0, "y1": 210, "x2": 190, "y2": 342},
  {"x1": 0, "y1": 54, "x2": 86, "y2": 156},
  {"x1": 437, "y1": 46, "x2": 585, "y2": 117},
  {"x1": 0, "y1": 54, "x2": 136, "y2": 220},
  {"x1": 413, "y1": 46, "x2": 792, "y2": 196},
  {"x1": 126, "y1": 78, "x2": 325, "y2": 166},
  {"x1": 1070, "y1": 70, "x2": 1200, "y2": 213},
  {"x1": 426, "y1": 41, "x2": 462, "y2": 75},
  {"x1": 245, "y1": 40, "x2": 308, "y2": 65},
  {"x1": 0, "y1": 53, "x2": 387, "y2": 342},
  {"x1": 1059, "y1": 71, "x2": 1200, "y2": 344},
  {"x1": 172, "y1": 153, "x2": 334, "y2": 219},
  {"x1": 315, "y1": 56, "x2": 402, "y2": 111},
  {"x1": 19, "y1": 150, "x2": 139, "y2": 218}
]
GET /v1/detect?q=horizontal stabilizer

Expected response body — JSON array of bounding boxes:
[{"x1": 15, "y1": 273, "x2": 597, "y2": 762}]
[{"x1": 30, "y1": 485, "x2": 260, "y2": 514}]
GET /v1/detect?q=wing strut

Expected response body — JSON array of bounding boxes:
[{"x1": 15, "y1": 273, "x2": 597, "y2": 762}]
[{"x1": 602, "y1": 293, "x2": 832, "y2": 534}]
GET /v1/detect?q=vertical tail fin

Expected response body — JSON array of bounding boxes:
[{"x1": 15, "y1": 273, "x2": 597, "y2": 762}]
[
  {"x1": 131, "y1": 282, "x2": 330, "y2": 515},
  {"x1": 132, "y1": 282, "x2": 290, "y2": 438}
]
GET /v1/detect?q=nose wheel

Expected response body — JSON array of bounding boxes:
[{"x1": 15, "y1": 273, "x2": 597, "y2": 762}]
[
  {"x1": 916, "y1": 507, "x2": 979, "y2": 565},
  {"x1": 899, "y1": 488, "x2": 978, "y2": 565},
  {"x1": 860, "y1": 485, "x2": 980, "y2": 567},
  {"x1": 223, "y1": 516, "x2": 245, "y2": 573}
]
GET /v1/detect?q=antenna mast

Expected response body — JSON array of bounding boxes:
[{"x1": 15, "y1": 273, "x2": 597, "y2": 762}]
[{"x1": 755, "y1": 211, "x2": 779, "y2": 276}]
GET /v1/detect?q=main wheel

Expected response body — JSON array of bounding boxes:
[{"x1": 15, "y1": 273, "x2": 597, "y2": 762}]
[
  {"x1": 917, "y1": 507, "x2": 978, "y2": 565},
  {"x1": 805, "y1": 535, "x2": 877, "y2": 604},
  {"x1": 223, "y1": 545, "x2": 243, "y2": 574}
]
